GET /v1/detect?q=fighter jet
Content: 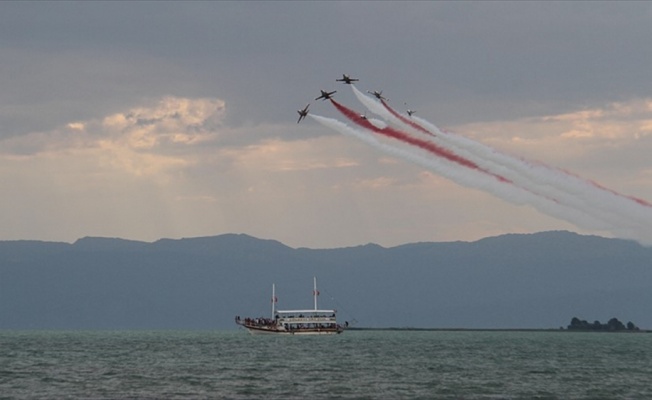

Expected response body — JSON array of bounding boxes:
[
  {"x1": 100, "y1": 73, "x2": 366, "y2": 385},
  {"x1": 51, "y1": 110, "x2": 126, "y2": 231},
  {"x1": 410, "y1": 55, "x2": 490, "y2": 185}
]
[
  {"x1": 336, "y1": 74, "x2": 359, "y2": 84},
  {"x1": 367, "y1": 90, "x2": 388, "y2": 101},
  {"x1": 403, "y1": 102, "x2": 416, "y2": 117},
  {"x1": 297, "y1": 104, "x2": 310, "y2": 123},
  {"x1": 315, "y1": 90, "x2": 337, "y2": 101}
]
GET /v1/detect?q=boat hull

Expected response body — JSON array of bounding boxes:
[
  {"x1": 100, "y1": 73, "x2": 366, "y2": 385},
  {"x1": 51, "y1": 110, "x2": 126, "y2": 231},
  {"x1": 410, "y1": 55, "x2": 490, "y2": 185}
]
[
  {"x1": 246, "y1": 328, "x2": 342, "y2": 336},
  {"x1": 239, "y1": 322, "x2": 343, "y2": 335}
]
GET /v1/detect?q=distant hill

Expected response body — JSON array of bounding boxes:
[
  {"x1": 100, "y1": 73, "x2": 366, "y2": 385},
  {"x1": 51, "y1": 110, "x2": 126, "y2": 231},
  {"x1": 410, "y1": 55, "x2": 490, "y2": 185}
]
[{"x1": 1, "y1": 231, "x2": 651, "y2": 330}]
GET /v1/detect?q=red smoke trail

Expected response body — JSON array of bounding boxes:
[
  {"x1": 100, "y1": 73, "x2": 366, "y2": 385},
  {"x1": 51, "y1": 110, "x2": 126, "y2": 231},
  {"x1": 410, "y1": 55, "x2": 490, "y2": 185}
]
[
  {"x1": 380, "y1": 99, "x2": 432, "y2": 136},
  {"x1": 330, "y1": 99, "x2": 511, "y2": 184},
  {"x1": 379, "y1": 95, "x2": 652, "y2": 209},
  {"x1": 583, "y1": 176, "x2": 652, "y2": 208}
]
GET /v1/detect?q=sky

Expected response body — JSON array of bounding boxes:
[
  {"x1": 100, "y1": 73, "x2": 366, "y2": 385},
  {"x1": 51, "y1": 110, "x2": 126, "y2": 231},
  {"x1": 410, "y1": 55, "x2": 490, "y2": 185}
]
[{"x1": 2, "y1": 1, "x2": 652, "y2": 248}]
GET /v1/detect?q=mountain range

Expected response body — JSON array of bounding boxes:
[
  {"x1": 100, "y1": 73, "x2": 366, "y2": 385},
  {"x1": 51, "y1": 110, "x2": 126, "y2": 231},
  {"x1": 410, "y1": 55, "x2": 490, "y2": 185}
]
[{"x1": 1, "y1": 231, "x2": 651, "y2": 330}]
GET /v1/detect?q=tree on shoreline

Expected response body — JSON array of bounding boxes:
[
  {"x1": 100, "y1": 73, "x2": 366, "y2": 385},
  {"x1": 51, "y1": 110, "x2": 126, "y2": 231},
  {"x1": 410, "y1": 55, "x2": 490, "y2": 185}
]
[{"x1": 568, "y1": 317, "x2": 638, "y2": 331}]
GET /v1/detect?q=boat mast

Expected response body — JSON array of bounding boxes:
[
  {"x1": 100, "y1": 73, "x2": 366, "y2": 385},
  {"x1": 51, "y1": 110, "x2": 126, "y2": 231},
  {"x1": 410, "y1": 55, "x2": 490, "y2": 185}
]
[
  {"x1": 313, "y1": 277, "x2": 318, "y2": 310},
  {"x1": 272, "y1": 283, "x2": 276, "y2": 318}
]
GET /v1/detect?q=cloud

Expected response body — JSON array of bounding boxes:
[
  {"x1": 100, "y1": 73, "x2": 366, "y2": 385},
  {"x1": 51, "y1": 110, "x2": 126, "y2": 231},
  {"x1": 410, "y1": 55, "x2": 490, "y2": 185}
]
[
  {"x1": 101, "y1": 96, "x2": 226, "y2": 148},
  {"x1": 448, "y1": 98, "x2": 652, "y2": 208},
  {"x1": 0, "y1": 96, "x2": 226, "y2": 176},
  {"x1": 456, "y1": 98, "x2": 652, "y2": 158},
  {"x1": 540, "y1": 99, "x2": 652, "y2": 140},
  {"x1": 223, "y1": 138, "x2": 359, "y2": 173}
]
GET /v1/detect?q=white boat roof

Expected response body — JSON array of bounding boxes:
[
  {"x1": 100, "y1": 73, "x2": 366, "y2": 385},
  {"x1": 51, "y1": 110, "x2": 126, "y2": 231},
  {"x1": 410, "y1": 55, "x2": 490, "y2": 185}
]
[{"x1": 275, "y1": 309, "x2": 336, "y2": 314}]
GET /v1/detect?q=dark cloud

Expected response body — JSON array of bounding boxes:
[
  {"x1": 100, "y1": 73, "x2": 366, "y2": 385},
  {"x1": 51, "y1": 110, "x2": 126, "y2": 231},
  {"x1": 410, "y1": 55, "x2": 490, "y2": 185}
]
[{"x1": 2, "y1": 2, "x2": 652, "y2": 136}]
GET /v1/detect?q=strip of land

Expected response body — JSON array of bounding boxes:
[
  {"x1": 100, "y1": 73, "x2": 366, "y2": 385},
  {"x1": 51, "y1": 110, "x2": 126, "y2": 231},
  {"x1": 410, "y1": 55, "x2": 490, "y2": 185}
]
[{"x1": 347, "y1": 327, "x2": 651, "y2": 333}]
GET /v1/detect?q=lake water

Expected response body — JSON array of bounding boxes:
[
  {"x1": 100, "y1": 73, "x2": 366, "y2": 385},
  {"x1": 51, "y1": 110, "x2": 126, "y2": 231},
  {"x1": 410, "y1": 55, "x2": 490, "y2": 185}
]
[{"x1": 1, "y1": 330, "x2": 651, "y2": 399}]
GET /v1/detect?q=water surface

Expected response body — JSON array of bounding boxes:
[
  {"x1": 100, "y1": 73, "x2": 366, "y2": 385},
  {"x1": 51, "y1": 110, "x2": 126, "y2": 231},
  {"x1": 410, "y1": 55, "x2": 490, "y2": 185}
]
[{"x1": 1, "y1": 330, "x2": 650, "y2": 399}]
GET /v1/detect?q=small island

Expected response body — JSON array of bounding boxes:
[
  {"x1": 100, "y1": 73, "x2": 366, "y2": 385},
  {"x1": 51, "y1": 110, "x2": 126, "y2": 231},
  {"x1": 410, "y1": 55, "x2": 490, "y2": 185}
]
[{"x1": 567, "y1": 317, "x2": 639, "y2": 332}]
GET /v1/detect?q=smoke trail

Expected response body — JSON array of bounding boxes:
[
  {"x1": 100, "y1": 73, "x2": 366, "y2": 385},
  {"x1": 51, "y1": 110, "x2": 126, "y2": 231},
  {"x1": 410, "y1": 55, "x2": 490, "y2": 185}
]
[
  {"x1": 329, "y1": 97, "x2": 634, "y2": 234},
  {"x1": 409, "y1": 110, "x2": 652, "y2": 210},
  {"x1": 310, "y1": 113, "x2": 527, "y2": 200},
  {"x1": 329, "y1": 99, "x2": 511, "y2": 184},
  {"x1": 309, "y1": 114, "x2": 615, "y2": 233},
  {"x1": 349, "y1": 85, "x2": 652, "y2": 244},
  {"x1": 405, "y1": 108, "x2": 652, "y2": 233}
]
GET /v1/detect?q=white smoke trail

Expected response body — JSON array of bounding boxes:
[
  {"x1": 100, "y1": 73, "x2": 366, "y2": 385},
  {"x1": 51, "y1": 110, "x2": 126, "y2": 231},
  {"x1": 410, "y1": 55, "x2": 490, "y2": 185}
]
[
  {"x1": 407, "y1": 109, "x2": 652, "y2": 244},
  {"x1": 310, "y1": 114, "x2": 615, "y2": 233},
  {"x1": 353, "y1": 85, "x2": 592, "y2": 207},
  {"x1": 414, "y1": 114, "x2": 652, "y2": 233},
  {"x1": 349, "y1": 85, "x2": 652, "y2": 245}
]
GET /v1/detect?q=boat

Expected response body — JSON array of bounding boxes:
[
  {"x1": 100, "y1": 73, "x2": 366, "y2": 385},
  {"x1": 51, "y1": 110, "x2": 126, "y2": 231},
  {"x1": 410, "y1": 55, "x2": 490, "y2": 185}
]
[{"x1": 235, "y1": 277, "x2": 346, "y2": 335}]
